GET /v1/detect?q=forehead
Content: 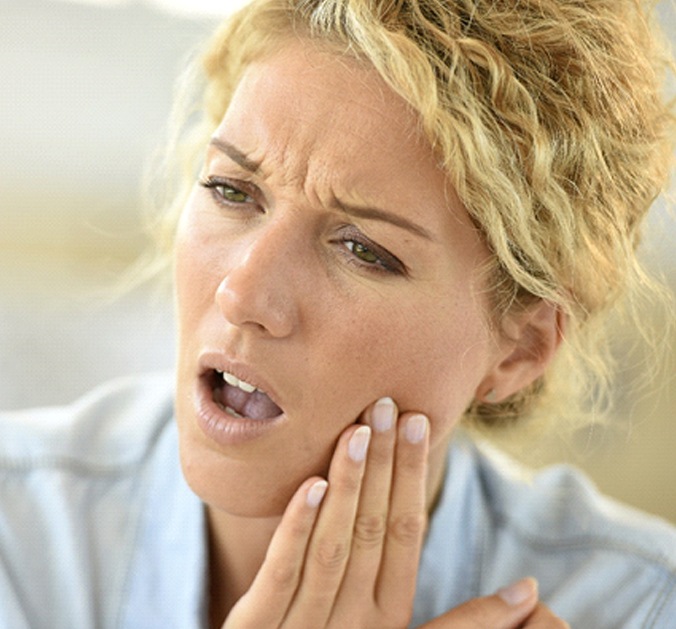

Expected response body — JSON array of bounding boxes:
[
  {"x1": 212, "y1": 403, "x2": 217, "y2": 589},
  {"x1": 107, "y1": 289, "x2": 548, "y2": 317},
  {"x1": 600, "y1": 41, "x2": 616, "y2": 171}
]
[{"x1": 214, "y1": 38, "x2": 436, "y2": 181}]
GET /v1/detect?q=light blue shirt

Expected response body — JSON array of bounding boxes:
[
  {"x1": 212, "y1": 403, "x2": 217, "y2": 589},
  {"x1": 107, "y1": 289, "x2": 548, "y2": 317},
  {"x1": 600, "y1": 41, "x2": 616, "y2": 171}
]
[{"x1": 1, "y1": 374, "x2": 675, "y2": 628}]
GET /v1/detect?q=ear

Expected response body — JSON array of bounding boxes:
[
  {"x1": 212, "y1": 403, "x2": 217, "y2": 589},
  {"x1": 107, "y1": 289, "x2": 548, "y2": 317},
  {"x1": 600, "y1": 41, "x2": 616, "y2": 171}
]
[{"x1": 476, "y1": 300, "x2": 565, "y2": 404}]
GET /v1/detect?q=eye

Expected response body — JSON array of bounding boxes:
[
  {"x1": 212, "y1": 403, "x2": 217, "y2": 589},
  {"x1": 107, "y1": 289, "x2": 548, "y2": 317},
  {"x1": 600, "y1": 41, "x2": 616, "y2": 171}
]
[
  {"x1": 338, "y1": 227, "x2": 407, "y2": 276},
  {"x1": 199, "y1": 176, "x2": 256, "y2": 206},
  {"x1": 345, "y1": 240, "x2": 380, "y2": 265}
]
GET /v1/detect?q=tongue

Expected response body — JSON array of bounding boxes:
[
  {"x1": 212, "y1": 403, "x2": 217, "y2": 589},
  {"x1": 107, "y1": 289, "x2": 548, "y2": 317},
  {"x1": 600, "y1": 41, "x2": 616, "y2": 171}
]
[
  {"x1": 223, "y1": 385, "x2": 282, "y2": 420},
  {"x1": 243, "y1": 390, "x2": 283, "y2": 420}
]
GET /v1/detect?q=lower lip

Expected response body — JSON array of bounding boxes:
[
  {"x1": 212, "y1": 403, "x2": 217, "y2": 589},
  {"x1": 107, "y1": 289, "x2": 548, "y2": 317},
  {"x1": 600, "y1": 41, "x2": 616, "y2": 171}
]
[{"x1": 194, "y1": 377, "x2": 286, "y2": 447}]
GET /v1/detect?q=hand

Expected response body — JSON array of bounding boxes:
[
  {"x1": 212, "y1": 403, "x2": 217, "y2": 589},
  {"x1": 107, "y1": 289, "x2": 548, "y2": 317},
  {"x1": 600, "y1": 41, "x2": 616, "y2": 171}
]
[
  {"x1": 420, "y1": 578, "x2": 571, "y2": 628},
  {"x1": 221, "y1": 397, "x2": 569, "y2": 628},
  {"x1": 223, "y1": 396, "x2": 428, "y2": 628}
]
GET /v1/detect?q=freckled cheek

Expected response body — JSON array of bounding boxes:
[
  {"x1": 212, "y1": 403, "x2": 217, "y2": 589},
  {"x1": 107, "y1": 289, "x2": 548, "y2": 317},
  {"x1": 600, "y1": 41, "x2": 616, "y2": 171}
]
[{"x1": 329, "y1": 306, "x2": 489, "y2": 437}]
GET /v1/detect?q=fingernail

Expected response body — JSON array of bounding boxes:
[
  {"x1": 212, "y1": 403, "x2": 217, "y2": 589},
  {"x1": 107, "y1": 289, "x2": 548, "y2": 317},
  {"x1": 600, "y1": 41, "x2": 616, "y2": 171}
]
[
  {"x1": 405, "y1": 414, "x2": 428, "y2": 444},
  {"x1": 372, "y1": 397, "x2": 395, "y2": 432},
  {"x1": 496, "y1": 577, "x2": 538, "y2": 606},
  {"x1": 306, "y1": 480, "x2": 328, "y2": 508},
  {"x1": 348, "y1": 426, "x2": 371, "y2": 462}
]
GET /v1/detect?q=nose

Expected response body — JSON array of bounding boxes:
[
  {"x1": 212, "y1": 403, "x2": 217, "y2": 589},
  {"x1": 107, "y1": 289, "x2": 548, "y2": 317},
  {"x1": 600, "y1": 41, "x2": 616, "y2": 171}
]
[{"x1": 214, "y1": 222, "x2": 301, "y2": 338}]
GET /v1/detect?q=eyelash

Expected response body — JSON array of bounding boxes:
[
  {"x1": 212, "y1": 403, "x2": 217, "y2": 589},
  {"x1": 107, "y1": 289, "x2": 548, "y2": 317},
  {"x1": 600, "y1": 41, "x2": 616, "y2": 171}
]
[
  {"x1": 336, "y1": 227, "x2": 406, "y2": 276},
  {"x1": 199, "y1": 176, "x2": 257, "y2": 208},
  {"x1": 198, "y1": 176, "x2": 406, "y2": 276}
]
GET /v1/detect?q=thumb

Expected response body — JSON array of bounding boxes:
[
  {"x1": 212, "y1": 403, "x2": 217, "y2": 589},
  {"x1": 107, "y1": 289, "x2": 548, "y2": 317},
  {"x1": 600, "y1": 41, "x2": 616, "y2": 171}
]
[{"x1": 421, "y1": 577, "x2": 539, "y2": 629}]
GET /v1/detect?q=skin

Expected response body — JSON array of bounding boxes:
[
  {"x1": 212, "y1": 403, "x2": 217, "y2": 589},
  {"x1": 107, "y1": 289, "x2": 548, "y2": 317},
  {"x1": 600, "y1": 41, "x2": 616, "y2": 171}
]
[{"x1": 173, "y1": 38, "x2": 565, "y2": 627}]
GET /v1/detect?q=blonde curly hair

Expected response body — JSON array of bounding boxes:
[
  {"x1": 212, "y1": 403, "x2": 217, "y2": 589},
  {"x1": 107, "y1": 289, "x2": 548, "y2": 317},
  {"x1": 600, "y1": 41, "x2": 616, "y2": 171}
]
[{"x1": 146, "y1": 0, "x2": 673, "y2": 436}]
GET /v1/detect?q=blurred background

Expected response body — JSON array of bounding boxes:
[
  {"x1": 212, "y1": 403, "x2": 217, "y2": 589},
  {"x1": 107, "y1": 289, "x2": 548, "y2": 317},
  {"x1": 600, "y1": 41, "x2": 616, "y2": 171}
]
[{"x1": 1, "y1": 0, "x2": 674, "y2": 524}]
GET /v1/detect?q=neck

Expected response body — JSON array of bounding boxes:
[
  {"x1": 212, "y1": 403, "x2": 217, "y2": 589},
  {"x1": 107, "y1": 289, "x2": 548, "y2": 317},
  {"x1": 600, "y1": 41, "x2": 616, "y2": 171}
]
[{"x1": 207, "y1": 507, "x2": 281, "y2": 629}]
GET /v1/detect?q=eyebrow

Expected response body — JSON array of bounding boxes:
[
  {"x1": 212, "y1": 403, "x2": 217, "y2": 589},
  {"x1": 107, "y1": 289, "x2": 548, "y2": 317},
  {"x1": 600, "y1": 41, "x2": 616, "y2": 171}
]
[
  {"x1": 209, "y1": 137, "x2": 262, "y2": 174},
  {"x1": 333, "y1": 199, "x2": 435, "y2": 242},
  {"x1": 209, "y1": 136, "x2": 434, "y2": 242}
]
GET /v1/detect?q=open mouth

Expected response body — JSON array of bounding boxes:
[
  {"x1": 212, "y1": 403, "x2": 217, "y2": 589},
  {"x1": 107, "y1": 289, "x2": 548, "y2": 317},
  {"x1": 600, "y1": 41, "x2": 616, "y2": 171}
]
[{"x1": 206, "y1": 369, "x2": 283, "y2": 421}]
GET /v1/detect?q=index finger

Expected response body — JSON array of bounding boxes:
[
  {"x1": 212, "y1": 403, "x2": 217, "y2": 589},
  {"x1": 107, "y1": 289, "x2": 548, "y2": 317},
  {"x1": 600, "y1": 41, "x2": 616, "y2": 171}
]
[{"x1": 223, "y1": 477, "x2": 328, "y2": 628}]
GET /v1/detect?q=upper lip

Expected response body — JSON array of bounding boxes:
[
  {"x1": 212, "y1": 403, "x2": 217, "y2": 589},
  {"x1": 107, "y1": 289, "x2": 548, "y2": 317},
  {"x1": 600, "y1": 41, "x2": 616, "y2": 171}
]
[{"x1": 198, "y1": 350, "x2": 284, "y2": 410}]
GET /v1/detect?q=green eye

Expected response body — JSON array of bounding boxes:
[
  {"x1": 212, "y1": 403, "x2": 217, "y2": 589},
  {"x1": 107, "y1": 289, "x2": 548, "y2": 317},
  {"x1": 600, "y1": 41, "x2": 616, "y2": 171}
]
[
  {"x1": 346, "y1": 240, "x2": 380, "y2": 264},
  {"x1": 218, "y1": 185, "x2": 250, "y2": 203},
  {"x1": 199, "y1": 177, "x2": 254, "y2": 206}
]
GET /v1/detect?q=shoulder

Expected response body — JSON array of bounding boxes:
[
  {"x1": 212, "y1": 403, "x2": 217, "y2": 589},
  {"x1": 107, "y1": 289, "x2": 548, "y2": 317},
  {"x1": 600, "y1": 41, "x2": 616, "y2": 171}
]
[
  {"x1": 0, "y1": 371, "x2": 175, "y2": 472},
  {"x1": 466, "y1": 435, "x2": 676, "y2": 627},
  {"x1": 468, "y1": 436, "x2": 676, "y2": 567},
  {"x1": 0, "y1": 373, "x2": 184, "y2": 629}
]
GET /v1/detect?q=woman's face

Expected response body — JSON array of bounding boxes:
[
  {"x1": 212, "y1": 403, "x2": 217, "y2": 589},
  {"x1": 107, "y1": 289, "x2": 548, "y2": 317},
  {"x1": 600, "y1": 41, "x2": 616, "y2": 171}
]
[{"x1": 174, "y1": 39, "x2": 506, "y2": 516}]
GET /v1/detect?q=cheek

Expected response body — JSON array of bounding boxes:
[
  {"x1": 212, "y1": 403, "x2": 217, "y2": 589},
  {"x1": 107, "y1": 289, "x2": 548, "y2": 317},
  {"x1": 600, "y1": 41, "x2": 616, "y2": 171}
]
[
  {"x1": 318, "y1": 295, "x2": 492, "y2": 443},
  {"x1": 394, "y1": 321, "x2": 489, "y2": 434}
]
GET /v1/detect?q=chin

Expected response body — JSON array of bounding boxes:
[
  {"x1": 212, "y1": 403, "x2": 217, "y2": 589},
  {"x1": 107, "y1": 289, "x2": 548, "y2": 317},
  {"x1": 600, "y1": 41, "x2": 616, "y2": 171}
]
[{"x1": 177, "y1": 431, "x2": 328, "y2": 519}]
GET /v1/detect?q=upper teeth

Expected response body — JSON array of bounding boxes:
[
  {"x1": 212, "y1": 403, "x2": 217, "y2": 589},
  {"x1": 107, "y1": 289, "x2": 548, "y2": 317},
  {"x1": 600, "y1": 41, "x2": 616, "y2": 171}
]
[{"x1": 221, "y1": 371, "x2": 257, "y2": 393}]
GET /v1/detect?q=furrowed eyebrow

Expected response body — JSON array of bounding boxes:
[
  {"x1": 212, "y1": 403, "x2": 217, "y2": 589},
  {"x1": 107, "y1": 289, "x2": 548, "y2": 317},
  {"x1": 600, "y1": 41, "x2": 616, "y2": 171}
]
[
  {"x1": 209, "y1": 136, "x2": 434, "y2": 242},
  {"x1": 333, "y1": 198, "x2": 435, "y2": 242},
  {"x1": 209, "y1": 137, "x2": 261, "y2": 174}
]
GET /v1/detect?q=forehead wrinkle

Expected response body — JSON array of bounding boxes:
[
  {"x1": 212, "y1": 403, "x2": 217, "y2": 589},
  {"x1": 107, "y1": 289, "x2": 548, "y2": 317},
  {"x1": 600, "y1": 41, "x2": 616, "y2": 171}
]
[
  {"x1": 230, "y1": 50, "x2": 421, "y2": 192},
  {"x1": 264, "y1": 98, "x2": 373, "y2": 201},
  {"x1": 269, "y1": 120, "x2": 313, "y2": 190},
  {"x1": 222, "y1": 115, "x2": 310, "y2": 191}
]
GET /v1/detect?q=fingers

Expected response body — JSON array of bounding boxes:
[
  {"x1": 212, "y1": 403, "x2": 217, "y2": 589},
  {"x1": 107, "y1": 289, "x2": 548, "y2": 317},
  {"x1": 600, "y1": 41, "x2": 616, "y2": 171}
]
[
  {"x1": 338, "y1": 398, "x2": 398, "y2": 596},
  {"x1": 284, "y1": 398, "x2": 429, "y2": 628},
  {"x1": 282, "y1": 424, "x2": 372, "y2": 627},
  {"x1": 375, "y1": 413, "x2": 429, "y2": 613},
  {"x1": 421, "y1": 578, "x2": 540, "y2": 629},
  {"x1": 223, "y1": 477, "x2": 328, "y2": 628},
  {"x1": 336, "y1": 400, "x2": 429, "y2": 624}
]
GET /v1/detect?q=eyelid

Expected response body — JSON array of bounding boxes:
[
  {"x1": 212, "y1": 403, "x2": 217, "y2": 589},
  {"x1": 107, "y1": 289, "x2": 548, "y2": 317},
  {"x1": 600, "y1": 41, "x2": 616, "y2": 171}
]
[
  {"x1": 199, "y1": 175, "x2": 260, "y2": 206},
  {"x1": 338, "y1": 225, "x2": 407, "y2": 276}
]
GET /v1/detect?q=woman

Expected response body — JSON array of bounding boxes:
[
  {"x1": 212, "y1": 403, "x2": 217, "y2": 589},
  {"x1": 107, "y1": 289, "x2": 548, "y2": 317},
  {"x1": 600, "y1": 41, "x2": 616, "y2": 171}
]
[{"x1": 1, "y1": 0, "x2": 674, "y2": 627}]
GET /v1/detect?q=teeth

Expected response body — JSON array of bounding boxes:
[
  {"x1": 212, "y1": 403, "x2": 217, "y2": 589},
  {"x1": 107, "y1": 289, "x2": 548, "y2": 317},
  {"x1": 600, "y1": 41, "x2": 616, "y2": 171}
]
[
  {"x1": 225, "y1": 405, "x2": 244, "y2": 418},
  {"x1": 222, "y1": 372, "x2": 239, "y2": 387},
  {"x1": 220, "y1": 370, "x2": 257, "y2": 394},
  {"x1": 215, "y1": 400, "x2": 245, "y2": 418},
  {"x1": 238, "y1": 380, "x2": 256, "y2": 393}
]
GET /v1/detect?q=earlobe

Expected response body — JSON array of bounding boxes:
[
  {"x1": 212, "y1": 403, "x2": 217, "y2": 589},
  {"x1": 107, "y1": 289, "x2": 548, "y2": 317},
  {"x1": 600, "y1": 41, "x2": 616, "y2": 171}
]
[{"x1": 478, "y1": 300, "x2": 565, "y2": 403}]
